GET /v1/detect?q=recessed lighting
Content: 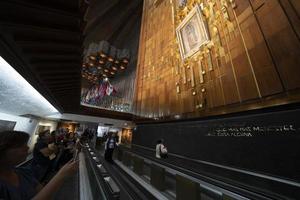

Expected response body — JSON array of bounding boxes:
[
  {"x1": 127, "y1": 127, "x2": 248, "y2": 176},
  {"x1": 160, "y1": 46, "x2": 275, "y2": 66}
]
[{"x1": 89, "y1": 55, "x2": 96, "y2": 60}]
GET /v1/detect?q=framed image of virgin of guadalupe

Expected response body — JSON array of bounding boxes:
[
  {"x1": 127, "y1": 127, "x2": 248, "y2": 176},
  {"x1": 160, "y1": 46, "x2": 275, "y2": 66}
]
[{"x1": 176, "y1": 4, "x2": 210, "y2": 60}]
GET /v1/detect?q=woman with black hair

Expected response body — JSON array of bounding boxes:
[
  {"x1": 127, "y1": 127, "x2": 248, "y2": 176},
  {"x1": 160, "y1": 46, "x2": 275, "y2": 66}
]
[{"x1": 0, "y1": 131, "x2": 78, "y2": 200}]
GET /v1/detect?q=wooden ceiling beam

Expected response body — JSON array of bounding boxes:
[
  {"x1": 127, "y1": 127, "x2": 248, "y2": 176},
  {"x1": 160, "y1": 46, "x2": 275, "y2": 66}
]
[
  {"x1": 1, "y1": 23, "x2": 80, "y2": 37},
  {"x1": 17, "y1": 41, "x2": 81, "y2": 51},
  {"x1": 30, "y1": 59, "x2": 81, "y2": 66},
  {"x1": 30, "y1": 63, "x2": 81, "y2": 71},
  {"x1": 35, "y1": 71, "x2": 80, "y2": 76},
  {"x1": 54, "y1": 95, "x2": 80, "y2": 101},
  {"x1": 28, "y1": 55, "x2": 81, "y2": 62},
  {"x1": 51, "y1": 85, "x2": 79, "y2": 89},
  {"x1": 44, "y1": 79, "x2": 80, "y2": 84},
  {"x1": 14, "y1": 35, "x2": 81, "y2": 44},
  {"x1": 0, "y1": 23, "x2": 80, "y2": 41},
  {"x1": 23, "y1": 48, "x2": 81, "y2": 55},
  {"x1": 43, "y1": 75, "x2": 80, "y2": 80},
  {"x1": 30, "y1": 59, "x2": 81, "y2": 65},
  {"x1": 52, "y1": 92, "x2": 80, "y2": 96},
  {"x1": 0, "y1": 2, "x2": 80, "y2": 31},
  {"x1": 3, "y1": 0, "x2": 79, "y2": 16},
  {"x1": 47, "y1": 83, "x2": 80, "y2": 88},
  {"x1": 18, "y1": 40, "x2": 82, "y2": 54},
  {"x1": 37, "y1": 70, "x2": 80, "y2": 75},
  {"x1": 51, "y1": 87, "x2": 80, "y2": 91}
]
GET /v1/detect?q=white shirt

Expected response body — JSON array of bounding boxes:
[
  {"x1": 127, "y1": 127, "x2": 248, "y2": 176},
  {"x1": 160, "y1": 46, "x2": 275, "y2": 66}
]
[{"x1": 156, "y1": 144, "x2": 167, "y2": 158}]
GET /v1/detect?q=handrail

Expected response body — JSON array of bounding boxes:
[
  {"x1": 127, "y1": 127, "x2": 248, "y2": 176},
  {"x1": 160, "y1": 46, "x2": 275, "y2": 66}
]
[
  {"x1": 17, "y1": 154, "x2": 33, "y2": 167},
  {"x1": 81, "y1": 148, "x2": 108, "y2": 200},
  {"x1": 83, "y1": 144, "x2": 123, "y2": 200},
  {"x1": 79, "y1": 152, "x2": 93, "y2": 200},
  {"x1": 118, "y1": 149, "x2": 250, "y2": 200},
  {"x1": 121, "y1": 145, "x2": 282, "y2": 200},
  {"x1": 132, "y1": 144, "x2": 300, "y2": 188}
]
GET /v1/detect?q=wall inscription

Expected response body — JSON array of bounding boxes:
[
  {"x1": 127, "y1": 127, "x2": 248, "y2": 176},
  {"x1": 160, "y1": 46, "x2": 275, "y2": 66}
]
[{"x1": 206, "y1": 124, "x2": 298, "y2": 137}]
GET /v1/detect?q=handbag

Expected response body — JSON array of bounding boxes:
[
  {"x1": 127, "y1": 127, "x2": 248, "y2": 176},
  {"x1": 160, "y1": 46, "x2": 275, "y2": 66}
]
[{"x1": 159, "y1": 144, "x2": 168, "y2": 158}]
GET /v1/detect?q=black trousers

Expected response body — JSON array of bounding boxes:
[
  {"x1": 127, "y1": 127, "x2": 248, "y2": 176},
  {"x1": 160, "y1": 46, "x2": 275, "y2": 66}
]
[{"x1": 105, "y1": 148, "x2": 114, "y2": 162}]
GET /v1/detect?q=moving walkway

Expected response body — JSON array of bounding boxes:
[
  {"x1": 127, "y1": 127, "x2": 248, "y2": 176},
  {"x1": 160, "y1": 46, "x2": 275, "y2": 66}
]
[{"x1": 80, "y1": 143, "x2": 281, "y2": 200}]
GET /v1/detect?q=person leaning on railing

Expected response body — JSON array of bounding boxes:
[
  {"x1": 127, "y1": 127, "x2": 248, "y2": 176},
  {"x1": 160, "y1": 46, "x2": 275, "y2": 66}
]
[
  {"x1": 155, "y1": 139, "x2": 168, "y2": 159},
  {"x1": 0, "y1": 131, "x2": 78, "y2": 200}
]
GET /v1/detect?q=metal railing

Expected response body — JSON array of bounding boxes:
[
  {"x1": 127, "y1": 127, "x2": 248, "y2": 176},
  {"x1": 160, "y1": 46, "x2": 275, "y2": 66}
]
[{"x1": 79, "y1": 144, "x2": 120, "y2": 200}]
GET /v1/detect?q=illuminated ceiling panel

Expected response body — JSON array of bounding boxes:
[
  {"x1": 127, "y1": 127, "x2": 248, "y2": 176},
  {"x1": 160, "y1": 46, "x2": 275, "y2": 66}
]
[{"x1": 0, "y1": 57, "x2": 59, "y2": 117}]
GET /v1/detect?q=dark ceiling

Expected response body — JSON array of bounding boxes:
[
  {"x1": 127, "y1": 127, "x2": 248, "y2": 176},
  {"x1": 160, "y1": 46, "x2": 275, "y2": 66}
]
[{"x1": 0, "y1": 0, "x2": 143, "y2": 120}]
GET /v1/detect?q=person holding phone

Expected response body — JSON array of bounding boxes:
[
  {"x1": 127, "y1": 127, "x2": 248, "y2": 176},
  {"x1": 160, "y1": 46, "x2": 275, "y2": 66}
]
[
  {"x1": 31, "y1": 130, "x2": 58, "y2": 181},
  {"x1": 0, "y1": 131, "x2": 78, "y2": 200}
]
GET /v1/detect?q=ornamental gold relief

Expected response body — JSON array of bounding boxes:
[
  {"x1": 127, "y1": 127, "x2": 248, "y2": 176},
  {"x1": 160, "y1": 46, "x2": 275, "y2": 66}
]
[{"x1": 173, "y1": 0, "x2": 237, "y2": 96}]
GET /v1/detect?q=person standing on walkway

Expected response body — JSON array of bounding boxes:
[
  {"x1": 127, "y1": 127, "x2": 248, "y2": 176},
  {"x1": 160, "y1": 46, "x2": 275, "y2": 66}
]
[
  {"x1": 155, "y1": 139, "x2": 168, "y2": 159},
  {"x1": 104, "y1": 132, "x2": 118, "y2": 163}
]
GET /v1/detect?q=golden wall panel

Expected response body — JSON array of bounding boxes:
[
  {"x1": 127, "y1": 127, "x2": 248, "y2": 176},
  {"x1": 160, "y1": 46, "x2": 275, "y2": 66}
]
[{"x1": 134, "y1": 0, "x2": 300, "y2": 119}]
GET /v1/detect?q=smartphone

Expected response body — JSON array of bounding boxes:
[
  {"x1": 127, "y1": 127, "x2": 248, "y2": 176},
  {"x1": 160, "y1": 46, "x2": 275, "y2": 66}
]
[{"x1": 73, "y1": 149, "x2": 79, "y2": 161}]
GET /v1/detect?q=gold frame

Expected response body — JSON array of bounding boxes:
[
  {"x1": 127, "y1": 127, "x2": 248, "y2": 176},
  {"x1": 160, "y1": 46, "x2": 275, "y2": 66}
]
[{"x1": 176, "y1": 4, "x2": 210, "y2": 60}]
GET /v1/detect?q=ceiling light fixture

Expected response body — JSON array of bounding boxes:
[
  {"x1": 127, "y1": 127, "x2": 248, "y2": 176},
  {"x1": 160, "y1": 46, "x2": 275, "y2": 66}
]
[
  {"x1": 82, "y1": 41, "x2": 130, "y2": 82},
  {"x1": 120, "y1": 65, "x2": 126, "y2": 70}
]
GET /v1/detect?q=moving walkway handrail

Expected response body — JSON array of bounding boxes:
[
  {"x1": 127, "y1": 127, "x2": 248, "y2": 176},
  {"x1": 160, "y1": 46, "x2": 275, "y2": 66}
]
[
  {"x1": 131, "y1": 144, "x2": 300, "y2": 188},
  {"x1": 79, "y1": 151, "x2": 94, "y2": 200},
  {"x1": 82, "y1": 144, "x2": 122, "y2": 200},
  {"x1": 79, "y1": 147, "x2": 108, "y2": 200},
  {"x1": 120, "y1": 145, "x2": 286, "y2": 200}
]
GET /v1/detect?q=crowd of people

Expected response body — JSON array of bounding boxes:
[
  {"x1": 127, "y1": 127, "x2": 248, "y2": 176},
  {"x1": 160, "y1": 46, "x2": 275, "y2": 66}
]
[
  {"x1": 0, "y1": 126, "x2": 169, "y2": 199},
  {"x1": 30, "y1": 128, "x2": 81, "y2": 182},
  {"x1": 0, "y1": 128, "x2": 89, "y2": 200}
]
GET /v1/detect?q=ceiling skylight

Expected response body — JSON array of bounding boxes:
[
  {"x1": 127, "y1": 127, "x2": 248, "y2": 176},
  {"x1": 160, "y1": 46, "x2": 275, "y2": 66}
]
[{"x1": 0, "y1": 56, "x2": 59, "y2": 116}]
